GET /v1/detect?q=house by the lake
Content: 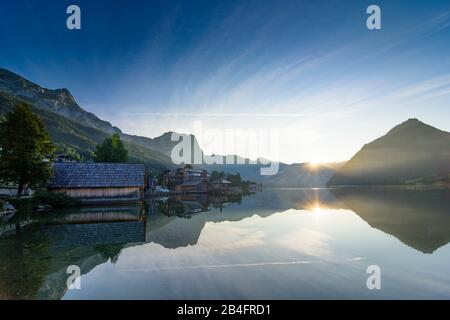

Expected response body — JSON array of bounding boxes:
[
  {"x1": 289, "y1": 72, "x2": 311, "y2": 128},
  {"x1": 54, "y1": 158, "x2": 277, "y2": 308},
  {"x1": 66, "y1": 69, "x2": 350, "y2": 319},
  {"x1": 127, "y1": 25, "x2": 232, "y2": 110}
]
[
  {"x1": 48, "y1": 163, "x2": 146, "y2": 204},
  {"x1": 166, "y1": 168, "x2": 209, "y2": 186},
  {"x1": 160, "y1": 166, "x2": 258, "y2": 195},
  {"x1": 164, "y1": 167, "x2": 210, "y2": 194}
]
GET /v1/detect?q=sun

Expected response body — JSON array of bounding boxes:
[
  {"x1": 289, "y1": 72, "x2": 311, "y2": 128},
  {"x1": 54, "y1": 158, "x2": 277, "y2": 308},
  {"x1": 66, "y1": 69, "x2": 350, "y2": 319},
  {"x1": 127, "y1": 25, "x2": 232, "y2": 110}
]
[{"x1": 308, "y1": 159, "x2": 323, "y2": 168}]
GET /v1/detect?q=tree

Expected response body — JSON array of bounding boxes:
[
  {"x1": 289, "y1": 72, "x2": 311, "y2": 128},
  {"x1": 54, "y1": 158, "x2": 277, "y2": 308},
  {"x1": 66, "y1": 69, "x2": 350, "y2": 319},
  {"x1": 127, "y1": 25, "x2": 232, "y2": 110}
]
[
  {"x1": 94, "y1": 133, "x2": 128, "y2": 163},
  {"x1": 211, "y1": 170, "x2": 225, "y2": 180},
  {"x1": 0, "y1": 103, "x2": 55, "y2": 196},
  {"x1": 226, "y1": 172, "x2": 242, "y2": 186}
]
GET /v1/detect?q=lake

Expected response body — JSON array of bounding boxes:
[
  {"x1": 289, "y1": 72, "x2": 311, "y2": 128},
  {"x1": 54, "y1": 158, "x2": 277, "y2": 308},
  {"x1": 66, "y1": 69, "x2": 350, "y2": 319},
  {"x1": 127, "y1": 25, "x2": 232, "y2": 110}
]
[{"x1": 1, "y1": 188, "x2": 450, "y2": 299}]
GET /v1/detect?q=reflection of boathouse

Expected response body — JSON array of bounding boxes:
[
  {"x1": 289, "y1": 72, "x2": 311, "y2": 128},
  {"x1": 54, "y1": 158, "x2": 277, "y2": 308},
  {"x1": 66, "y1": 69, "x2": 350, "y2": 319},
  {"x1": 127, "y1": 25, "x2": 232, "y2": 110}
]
[
  {"x1": 159, "y1": 195, "x2": 210, "y2": 217},
  {"x1": 45, "y1": 206, "x2": 146, "y2": 248},
  {"x1": 48, "y1": 163, "x2": 146, "y2": 204}
]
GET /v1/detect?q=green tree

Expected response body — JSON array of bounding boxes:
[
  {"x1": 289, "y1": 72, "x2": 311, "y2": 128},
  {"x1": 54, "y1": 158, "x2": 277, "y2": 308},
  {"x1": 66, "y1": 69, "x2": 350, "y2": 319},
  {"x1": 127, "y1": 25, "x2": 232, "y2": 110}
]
[
  {"x1": 211, "y1": 170, "x2": 225, "y2": 180},
  {"x1": 94, "y1": 133, "x2": 128, "y2": 163},
  {"x1": 0, "y1": 103, "x2": 55, "y2": 196},
  {"x1": 226, "y1": 172, "x2": 242, "y2": 186}
]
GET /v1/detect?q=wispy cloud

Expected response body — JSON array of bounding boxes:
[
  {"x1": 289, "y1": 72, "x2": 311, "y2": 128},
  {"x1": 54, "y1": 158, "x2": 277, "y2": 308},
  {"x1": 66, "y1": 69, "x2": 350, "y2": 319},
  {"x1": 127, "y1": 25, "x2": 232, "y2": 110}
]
[
  {"x1": 388, "y1": 74, "x2": 450, "y2": 101},
  {"x1": 111, "y1": 5, "x2": 450, "y2": 163}
]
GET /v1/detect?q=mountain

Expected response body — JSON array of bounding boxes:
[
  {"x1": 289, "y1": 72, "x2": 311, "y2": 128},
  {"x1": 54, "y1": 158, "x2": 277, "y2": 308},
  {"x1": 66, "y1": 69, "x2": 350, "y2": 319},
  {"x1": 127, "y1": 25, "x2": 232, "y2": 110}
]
[
  {"x1": 328, "y1": 118, "x2": 450, "y2": 185},
  {"x1": 0, "y1": 68, "x2": 339, "y2": 185},
  {"x1": 261, "y1": 162, "x2": 343, "y2": 187},
  {"x1": 0, "y1": 68, "x2": 120, "y2": 134},
  {"x1": 0, "y1": 72, "x2": 173, "y2": 171},
  {"x1": 0, "y1": 68, "x2": 184, "y2": 159},
  {"x1": 0, "y1": 91, "x2": 174, "y2": 171}
]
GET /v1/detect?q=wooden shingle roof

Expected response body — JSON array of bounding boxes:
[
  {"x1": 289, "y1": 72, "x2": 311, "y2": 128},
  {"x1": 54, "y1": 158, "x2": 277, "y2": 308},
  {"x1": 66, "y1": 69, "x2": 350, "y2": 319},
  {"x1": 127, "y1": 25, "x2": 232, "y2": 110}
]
[{"x1": 48, "y1": 163, "x2": 145, "y2": 188}]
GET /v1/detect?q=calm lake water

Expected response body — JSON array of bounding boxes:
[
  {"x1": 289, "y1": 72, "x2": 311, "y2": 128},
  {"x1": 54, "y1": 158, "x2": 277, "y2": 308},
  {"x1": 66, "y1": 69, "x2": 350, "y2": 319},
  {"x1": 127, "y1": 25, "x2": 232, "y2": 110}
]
[{"x1": 1, "y1": 188, "x2": 450, "y2": 299}]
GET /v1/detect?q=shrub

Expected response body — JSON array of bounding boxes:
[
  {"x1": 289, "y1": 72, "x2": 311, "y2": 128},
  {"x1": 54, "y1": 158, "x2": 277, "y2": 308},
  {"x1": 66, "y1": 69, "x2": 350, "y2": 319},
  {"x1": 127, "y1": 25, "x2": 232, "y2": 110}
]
[
  {"x1": 8, "y1": 196, "x2": 34, "y2": 208},
  {"x1": 32, "y1": 191, "x2": 80, "y2": 208},
  {"x1": 7, "y1": 191, "x2": 80, "y2": 212}
]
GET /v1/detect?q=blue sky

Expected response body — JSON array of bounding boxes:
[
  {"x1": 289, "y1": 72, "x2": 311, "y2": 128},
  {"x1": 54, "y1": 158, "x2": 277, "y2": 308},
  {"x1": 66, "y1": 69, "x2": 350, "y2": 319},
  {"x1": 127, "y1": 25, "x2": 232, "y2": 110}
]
[{"x1": 1, "y1": 0, "x2": 450, "y2": 163}]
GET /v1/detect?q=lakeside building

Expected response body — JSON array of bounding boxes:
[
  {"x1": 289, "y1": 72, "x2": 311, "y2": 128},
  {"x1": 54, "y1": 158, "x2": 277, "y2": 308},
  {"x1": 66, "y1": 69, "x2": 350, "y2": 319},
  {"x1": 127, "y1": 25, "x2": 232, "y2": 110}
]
[
  {"x1": 166, "y1": 168, "x2": 209, "y2": 185},
  {"x1": 164, "y1": 167, "x2": 210, "y2": 194},
  {"x1": 161, "y1": 166, "x2": 257, "y2": 195},
  {"x1": 48, "y1": 163, "x2": 146, "y2": 204}
]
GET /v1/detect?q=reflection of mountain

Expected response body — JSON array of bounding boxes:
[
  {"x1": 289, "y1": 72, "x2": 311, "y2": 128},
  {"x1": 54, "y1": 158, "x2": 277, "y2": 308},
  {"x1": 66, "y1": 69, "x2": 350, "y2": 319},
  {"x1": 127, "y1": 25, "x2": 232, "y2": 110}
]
[
  {"x1": 2, "y1": 189, "x2": 450, "y2": 299},
  {"x1": 330, "y1": 188, "x2": 450, "y2": 254},
  {"x1": 145, "y1": 212, "x2": 206, "y2": 249},
  {"x1": 145, "y1": 189, "x2": 450, "y2": 254},
  {"x1": 144, "y1": 190, "x2": 342, "y2": 249},
  {"x1": 329, "y1": 119, "x2": 450, "y2": 185}
]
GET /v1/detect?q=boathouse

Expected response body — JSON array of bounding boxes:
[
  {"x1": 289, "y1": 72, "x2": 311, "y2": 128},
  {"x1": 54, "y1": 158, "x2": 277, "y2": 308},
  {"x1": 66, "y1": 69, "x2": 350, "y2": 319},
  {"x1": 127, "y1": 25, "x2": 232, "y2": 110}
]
[{"x1": 48, "y1": 163, "x2": 146, "y2": 204}]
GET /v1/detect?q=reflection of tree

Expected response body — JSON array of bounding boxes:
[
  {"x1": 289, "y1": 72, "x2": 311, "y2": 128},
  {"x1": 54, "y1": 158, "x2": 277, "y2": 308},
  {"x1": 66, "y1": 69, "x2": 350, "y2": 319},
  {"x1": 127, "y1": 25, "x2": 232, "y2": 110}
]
[
  {"x1": 158, "y1": 194, "x2": 247, "y2": 217},
  {"x1": 210, "y1": 193, "x2": 242, "y2": 209},
  {"x1": 0, "y1": 207, "x2": 137, "y2": 299},
  {"x1": 158, "y1": 198, "x2": 186, "y2": 216},
  {"x1": 0, "y1": 225, "x2": 51, "y2": 299},
  {"x1": 94, "y1": 245, "x2": 123, "y2": 264}
]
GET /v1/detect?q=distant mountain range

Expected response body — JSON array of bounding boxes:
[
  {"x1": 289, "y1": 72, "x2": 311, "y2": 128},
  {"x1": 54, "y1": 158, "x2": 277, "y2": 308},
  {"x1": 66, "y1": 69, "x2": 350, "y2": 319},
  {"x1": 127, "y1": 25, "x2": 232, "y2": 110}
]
[
  {"x1": 328, "y1": 118, "x2": 450, "y2": 186},
  {"x1": 1, "y1": 68, "x2": 449, "y2": 187},
  {"x1": 0, "y1": 68, "x2": 183, "y2": 171},
  {"x1": 0, "y1": 68, "x2": 337, "y2": 185}
]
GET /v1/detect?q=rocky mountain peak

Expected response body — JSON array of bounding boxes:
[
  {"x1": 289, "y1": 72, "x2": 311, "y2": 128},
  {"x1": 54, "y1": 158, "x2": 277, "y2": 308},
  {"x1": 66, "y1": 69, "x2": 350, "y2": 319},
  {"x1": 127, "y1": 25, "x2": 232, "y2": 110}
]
[{"x1": 0, "y1": 68, "x2": 117, "y2": 134}]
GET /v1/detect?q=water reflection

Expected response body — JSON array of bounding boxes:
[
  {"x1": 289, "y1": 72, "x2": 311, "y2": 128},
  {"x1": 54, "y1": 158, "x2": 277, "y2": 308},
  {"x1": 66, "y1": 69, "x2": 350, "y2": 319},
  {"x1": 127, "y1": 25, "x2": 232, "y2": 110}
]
[
  {"x1": 0, "y1": 205, "x2": 147, "y2": 299},
  {"x1": 0, "y1": 188, "x2": 450, "y2": 299},
  {"x1": 146, "y1": 188, "x2": 450, "y2": 253},
  {"x1": 330, "y1": 188, "x2": 450, "y2": 254},
  {"x1": 156, "y1": 194, "x2": 244, "y2": 217}
]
